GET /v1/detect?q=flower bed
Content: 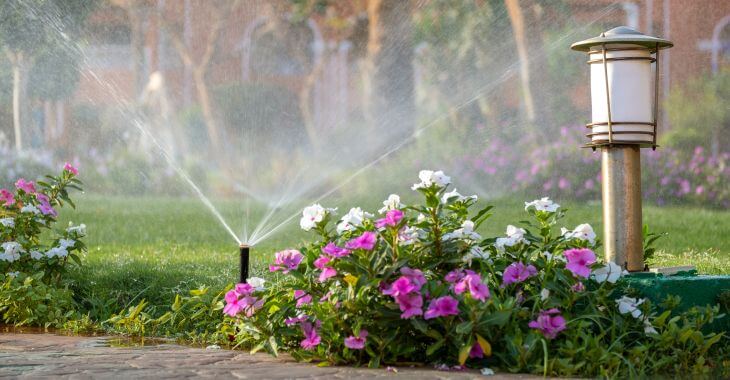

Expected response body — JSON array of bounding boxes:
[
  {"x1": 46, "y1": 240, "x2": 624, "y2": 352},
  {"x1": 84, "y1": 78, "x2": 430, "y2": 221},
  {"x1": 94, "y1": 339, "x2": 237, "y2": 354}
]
[{"x1": 224, "y1": 170, "x2": 728, "y2": 377}]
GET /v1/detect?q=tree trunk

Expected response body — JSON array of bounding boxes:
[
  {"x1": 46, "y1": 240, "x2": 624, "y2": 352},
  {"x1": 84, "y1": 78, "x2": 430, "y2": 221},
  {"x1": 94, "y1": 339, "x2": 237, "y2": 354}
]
[
  {"x1": 10, "y1": 52, "x2": 29, "y2": 152},
  {"x1": 364, "y1": 0, "x2": 415, "y2": 139},
  {"x1": 192, "y1": 68, "x2": 222, "y2": 152},
  {"x1": 505, "y1": 0, "x2": 536, "y2": 122}
]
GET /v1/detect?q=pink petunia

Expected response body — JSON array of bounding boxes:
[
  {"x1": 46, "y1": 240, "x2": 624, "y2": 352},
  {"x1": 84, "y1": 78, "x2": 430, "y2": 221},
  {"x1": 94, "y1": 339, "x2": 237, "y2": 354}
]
[
  {"x1": 454, "y1": 273, "x2": 490, "y2": 302},
  {"x1": 382, "y1": 276, "x2": 416, "y2": 297},
  {"x1": 424, "y1": 296, "x2": 460, "y2": 319},
  {"x1": 235, "y1": 283, "x2": 254, "y2": 296},
  {"x1": 318, "y1": 267, "x2": 337, "y2": 282},
  {"x1": 300, "y1": 321, "x2": 321, "y2": 350},
  {"x1": 240, "y1": 296, "x2": 264, "y2": 317},
  {"x1": 564, "y1": 248, "x2": 596, "y2": 278},
  {"x1": 269, "y1": 249, "x2": 304, "y2": 273},
  {"x1": 284, "y1": 314, "x2": 308, "y2": 325},
  {"x1": 313, "y1": 255, "x2": 331, "y2": 269},
  {"x1": 528, "y1": 308, "x2": 566, "y2": 339},
  {"x1": 344, "y1": 329, "x2": 368, "y2": 350},
  {"x1": 445, "y1": 269, "x2": 466, "y2": 284},
  {"x1": 38, "y1": 201, "x2": 57, "y2": 217},
  {"x1": 375, "y1": 209, "x2": 404, "y2": 229},
  {"x1": 0, "y1": 189, "x2": 15, "y2": 206},
  {"x1": 502, "y1": 262, "x2": 538, "y2": 285},
  {"x1": 294, "y1": 290, "x2": 312, "y2": 307},
  {"x1": 322, "y1": 242, "x2": 351, "y2": 257},
  {"x1": 223, "y1": 290, "x2": 243, "y2": 317},
  {"x1": 401, "y1": 267, "x2": 427, "y2": 290},
  {"x1": 15, "y1": 178, "x2": 36, "y2": 194},
  {"x1": 63, "y1": 162, "x2": 79, "y2": 176},
  {"x1": 345, "y1": 231, "x2": 377, "y2": 251},
  {"x1": 395, "y1": 293, "x2": 423, "y2": 319}
]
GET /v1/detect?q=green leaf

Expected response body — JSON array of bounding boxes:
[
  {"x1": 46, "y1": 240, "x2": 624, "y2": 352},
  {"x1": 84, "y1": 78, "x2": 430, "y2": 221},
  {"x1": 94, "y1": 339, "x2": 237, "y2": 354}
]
[
  {"x1": 426, "y1": 339, "x2": 445, "y2": 356},
  {"x1": 458, "y1": 343, "x2": 471, "y2": 366}
]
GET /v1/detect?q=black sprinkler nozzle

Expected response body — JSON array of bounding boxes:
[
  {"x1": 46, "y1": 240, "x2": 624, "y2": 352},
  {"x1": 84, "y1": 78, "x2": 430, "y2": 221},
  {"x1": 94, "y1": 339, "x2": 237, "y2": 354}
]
[{"x1": 239, "y1": 244, "x2": 250, "y2": 283}]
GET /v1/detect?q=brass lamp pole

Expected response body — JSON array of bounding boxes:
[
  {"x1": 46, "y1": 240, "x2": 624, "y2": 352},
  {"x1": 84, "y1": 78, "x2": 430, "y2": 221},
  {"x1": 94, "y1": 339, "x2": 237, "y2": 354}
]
[{"x1": 571, "y1": 27, "x2": 673, "y2": 272}]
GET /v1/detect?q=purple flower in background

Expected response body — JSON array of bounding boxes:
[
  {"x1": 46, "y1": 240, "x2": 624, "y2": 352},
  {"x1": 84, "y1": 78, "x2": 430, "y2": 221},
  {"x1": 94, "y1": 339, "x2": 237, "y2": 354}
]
[
  {"x1": 294, "y1": 290, "x2": 312, "y2": 307},
  {"x1": 346, "y1": 231, "x2": 377, "y2": 251},
  {"x1": 564, "y1": 248, "x2": 596, "y2": 278},
  {"x1": 528, "y1": 308, "x2": 566, "y2": 339},
  {"x1": 269, "y1": 249, "x2": 303, "y2": 273},
  {"x1": 454, "y1": 273, "x2": 490, "y2": 301},
  {"x1": 502, "y1": 262, "x2": 537, "y2": 285},
  {"x1": 344, "y1": 330, "x2": 368, "y2": 350},
  {"x1": 401, "y1": 267, "x2": 426, "y2": 290},
  {"x1": 382, "y1": 276, "x2": 416, "y2": 297},
  {"x1": 445, "y1": 269, "x2": 466, "y2": 284},
  {"x1": 300, "y1": 321, "x2": 321, "y2": 350},
  {"x1": 424, "y1": 296, "x2": 460, "y2": 319},
  {"x1": 318, "y1": 267, "x2": 337, "y2": 282},
  {"x1": 469, "y1": 342, "x2": 484, "y2": 358},
  {"x1": 558, "y1": 177, "x2": 570, "y2": 190}
]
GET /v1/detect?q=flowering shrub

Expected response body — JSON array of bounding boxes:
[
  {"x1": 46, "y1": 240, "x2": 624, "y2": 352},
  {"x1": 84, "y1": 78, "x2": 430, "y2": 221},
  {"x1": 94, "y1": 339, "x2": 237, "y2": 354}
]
[
  {"x1": 0, "y1": 163, "x2": 85, "y2": 285},
  {"x1": 223, "y1": 170, "x2": 726, "y2": 377},
  {"x1": 455, "y1": 127, "x2": 729, "y2": 208}
]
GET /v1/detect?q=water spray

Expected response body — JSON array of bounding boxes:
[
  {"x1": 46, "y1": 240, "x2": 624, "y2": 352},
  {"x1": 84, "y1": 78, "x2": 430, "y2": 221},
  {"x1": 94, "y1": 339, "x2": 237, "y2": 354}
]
[{"x1": 239, "y1": 244, "x2": 250, "y2": 283}]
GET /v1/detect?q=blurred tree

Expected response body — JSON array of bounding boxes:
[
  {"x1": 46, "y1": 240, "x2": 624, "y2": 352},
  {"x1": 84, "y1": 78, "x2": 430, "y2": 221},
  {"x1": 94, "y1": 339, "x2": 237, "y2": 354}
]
[
  {"x1": 662, "y1": 67, "x2": 730, "y2": 155},
  {"x1": 161, "y1": 0, "x2": 241, "y2": 155},
  {"x1": 0, "y1": 0, "x2": 96, "y2": 151}
]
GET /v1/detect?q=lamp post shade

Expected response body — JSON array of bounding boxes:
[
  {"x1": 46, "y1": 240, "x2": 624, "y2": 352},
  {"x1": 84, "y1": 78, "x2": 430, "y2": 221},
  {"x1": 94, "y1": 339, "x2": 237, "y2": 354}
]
[{"x1": 571, "y1": 27, "x2": 673, "y2": 147}]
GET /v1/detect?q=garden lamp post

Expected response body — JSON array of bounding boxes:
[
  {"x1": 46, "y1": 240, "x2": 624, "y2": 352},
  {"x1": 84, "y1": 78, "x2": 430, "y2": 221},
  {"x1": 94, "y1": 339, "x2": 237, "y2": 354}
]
[{"x1": 571, "y1": 26, "x2": 673, "y2": 272}]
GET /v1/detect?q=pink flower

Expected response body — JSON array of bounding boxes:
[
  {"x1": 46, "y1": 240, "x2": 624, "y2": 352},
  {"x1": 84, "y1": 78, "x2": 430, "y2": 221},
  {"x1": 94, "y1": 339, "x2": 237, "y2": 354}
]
[
  {"x1": 445, "y1": 269, "x2": 466, "y2": 283},
  {"x1": 382, "y1": 276, "x2": 416, "y2": 297},
  {"x1": 345, "y1": 231, "x2": 377, "y2": 251},
  {"x1": 300, "y1": 321, "x2": 321, "y2": 350},
  {"x1": 322, "y1": 242, "x2": 350, "y2": 257},
  {"x1": 314, "y1": 255, "x2": 331, "y2": 269},
  {"x1": 223, "y1": 290, "x2": 243, "y2": 317},
  {"x1": 318, "y1": 267, "x2": 337, "y2": 282},
  {"x1": 344, "y1": 330, "x2": 368, "y2": 350},
  {"x1": 0, "y1": 189, "x2": 15, "y2": 206},
  {"x1": 240, "y1": 296, "x2": 264, "y2": 317},
  {"x1": 400, "y1": 267, "x2": 426, "y2": 290},
  {"x1": 424, "y1": 296, "x2": 460, "y2": 319},
  {"x1": 395, "y1": 293, "x2": 423, "y2": 319},
  {"x1": 269, "y1": 249, "x2": 303, "y2": 273},
  {"x1": 14, "y1": 179, "x2": 36, "y2": 194},
  {"x1": 454, "y1": 273, "x2": 490, "y2": 302},
  {"x1": 528, "y1": 308, "x2": 566, "y2": 339},
  {"x1": 502, "y1": 262, "x2": 538, "y2": 285},
  {"x1": 38, "y1": 201, "x2": 57, "y2": 217},
  {"x1": 63, "y1": 162, "x2": 79, "y2": 176},
  {"x1": 235, "y1": 283, "x2": 254, "y2": 296},
  {"x1": 564, "y1": 248, "x2": 596, "y2": 278},
  {"x1": 469, "y1": 342, "x2": 484, "y2": 358},
  {"x1": 294, "y1": 290, "x2": 312, "y2": 307},
  {"x1": 285, "y1": 315, "x2": 308, "y2": 325},
  {"x1": 375, "y1": 209, "x2": 404, "y2": 228}
]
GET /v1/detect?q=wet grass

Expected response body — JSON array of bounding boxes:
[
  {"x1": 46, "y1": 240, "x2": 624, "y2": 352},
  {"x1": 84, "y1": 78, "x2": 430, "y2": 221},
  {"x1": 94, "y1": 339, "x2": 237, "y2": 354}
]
[{"x1": 60, "y1": 194, "x2": 729, "y2": 319}]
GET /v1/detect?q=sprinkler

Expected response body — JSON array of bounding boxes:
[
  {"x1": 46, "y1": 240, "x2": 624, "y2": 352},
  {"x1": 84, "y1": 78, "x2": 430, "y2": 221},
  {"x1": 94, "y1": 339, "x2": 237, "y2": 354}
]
[{"x1": 239, "y1": 244, "x2": 250, "y2": 283}]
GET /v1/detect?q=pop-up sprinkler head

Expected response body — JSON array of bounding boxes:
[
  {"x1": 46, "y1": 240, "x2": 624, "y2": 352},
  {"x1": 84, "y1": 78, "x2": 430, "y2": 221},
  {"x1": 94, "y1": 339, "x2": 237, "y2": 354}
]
[{"x1": 239, "y1": 244, "x2": 250, "y2": 283}]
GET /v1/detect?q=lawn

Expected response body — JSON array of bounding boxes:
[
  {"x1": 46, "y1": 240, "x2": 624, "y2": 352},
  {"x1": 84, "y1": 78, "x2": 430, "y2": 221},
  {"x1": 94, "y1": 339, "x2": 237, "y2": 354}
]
[{"x1": 60, "y1": 194, "x2": 730, "y2": 319}]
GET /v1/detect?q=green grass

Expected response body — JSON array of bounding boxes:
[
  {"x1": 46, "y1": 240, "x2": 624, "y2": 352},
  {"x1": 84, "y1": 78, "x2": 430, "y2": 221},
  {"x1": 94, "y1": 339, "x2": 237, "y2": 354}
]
[{"x1": 59, "y1": 194, "x2": 730, "y2": 319}]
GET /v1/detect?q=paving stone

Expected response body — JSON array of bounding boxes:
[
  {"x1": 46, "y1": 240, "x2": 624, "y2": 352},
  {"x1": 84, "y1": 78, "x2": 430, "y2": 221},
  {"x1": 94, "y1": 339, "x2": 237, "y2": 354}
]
[{"x1": 0, "y1": 333, "x2": 543, "y2": 379}]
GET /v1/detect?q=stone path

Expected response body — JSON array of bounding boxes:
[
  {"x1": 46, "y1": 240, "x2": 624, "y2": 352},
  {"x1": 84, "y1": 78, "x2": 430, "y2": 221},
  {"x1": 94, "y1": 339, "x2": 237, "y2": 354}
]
[{"x1": 0, "y1": 333, "x2": 543, "y2": 379}]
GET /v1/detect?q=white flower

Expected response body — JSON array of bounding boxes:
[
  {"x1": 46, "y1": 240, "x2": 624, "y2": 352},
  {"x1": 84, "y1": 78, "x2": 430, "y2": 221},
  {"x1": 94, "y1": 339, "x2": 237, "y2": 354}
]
[
  {"x1": 463, "y1": 245, "x2": 490, "y2": 265},
  {"x1": 616, "y1": 296, "x2": 645, "y2": 319},
  {"x1": 593, "y1": 262, "x2": 623, "y2": 284},
  {"x1": 1, "y1": 242, "x2": 23, "y2": 262},
  {"x1": 416, "y1": 213, "x2": 427, "y2": 223},
  {"x1": 540, "y1": 288, "x2": 550, "y2": 301},
  {"x1": 480, "y1": 367, "x2": 495, "y2": 376},
  {"x1": 643, "y1": 319, "x2": 658, "y2": 335},
  {"x1": 378, "y1": 194, "x2": 403, "y2": 214},
  {"x1": 524, "y1": 197, "x2": 560, "y2": 212},
  {"x1": 411, "y1": 170, "x2": 451, "y2": 190},
  {"x1": 563, "y1": 223, "x2": 597, "y2": 244},
  {"x1": 6, "y1": 272, "x2": 19, "y2": 278},
  {"x1": 398, "y1": 226, "x2": 419, "y2": 246},
  {"x1": 542, "y1": 251, "x2": 566, "y2": 262},
  {"x1": 67, "y1": 224, "x2": 87, "y2": 237},
  {"x1": 495, "y1": 225, "x2": 528, "y2": 250},
  {"x1": 21, "y1": 204, "x2": 40, "y2": 214},
  {"x1": 30, "y1": 250, "x2": 44, "y2": 260},
  {"x1": 441, "y1": 188, "x2": 478, "y2": 204},
  {"x1": 47, "y1": 247, "x2": 68, "y2": 258},
  {"x1": 0, "y1": 218, "x2": 14, "y2": 228},
  {"x1": 59, "y1": 239, "x2": 76, "y2": 249},
  {"x1": 336, "y1": 207, "x2": 372, "y2": 234},
  {"x1": 443, "y1": 220, "x2": 481, "y2": 241},
  {"x1": 300, "y1": 204, "x2": 327, "y2": 231},
  {"x1": 247, "y1": 277, "x2": 266, "y2": 290}
]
